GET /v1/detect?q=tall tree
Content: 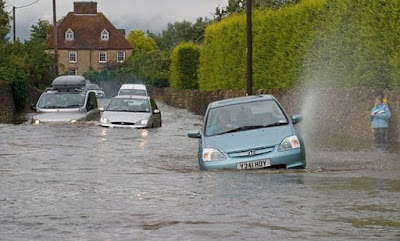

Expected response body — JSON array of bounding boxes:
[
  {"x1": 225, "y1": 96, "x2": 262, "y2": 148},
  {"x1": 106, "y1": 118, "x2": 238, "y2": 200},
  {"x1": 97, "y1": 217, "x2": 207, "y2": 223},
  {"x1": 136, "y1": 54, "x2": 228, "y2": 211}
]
[
  {"x1": 29, "y1": 20, "x2": 51, "y2": 43},
  {"x1": 127, "y1": 30, "x2": 156, "y2": 52},
  {"x1": 0, "y1": 0, "x2": 10, "y2": 43},
  {"x1": 149, "y1": 17, "x2": 211, "y2": 50}
]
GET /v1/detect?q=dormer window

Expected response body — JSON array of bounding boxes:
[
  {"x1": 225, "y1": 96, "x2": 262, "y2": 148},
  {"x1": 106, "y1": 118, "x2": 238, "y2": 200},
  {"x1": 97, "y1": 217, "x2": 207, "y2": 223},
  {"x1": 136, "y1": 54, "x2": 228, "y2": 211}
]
[
  {"x1": 101, "y1": 29, "x2": 109, "y2": 41},
  {"x1": 65, "y1": 28, "x2": 74, "y2": 41}
]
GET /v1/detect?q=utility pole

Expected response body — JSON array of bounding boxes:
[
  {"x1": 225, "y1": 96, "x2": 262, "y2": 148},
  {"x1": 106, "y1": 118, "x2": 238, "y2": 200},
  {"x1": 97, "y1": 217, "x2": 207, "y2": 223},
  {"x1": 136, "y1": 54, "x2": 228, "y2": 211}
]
[
  {"x1": 246, "y1": 0, "x2": 253, "y2": 96},
  {"x1": 12, "y1": 6, "x2": 15, "y2": 42},
  {"x1": 53, "y1": 0, "x2": 58, "y2": 75}
]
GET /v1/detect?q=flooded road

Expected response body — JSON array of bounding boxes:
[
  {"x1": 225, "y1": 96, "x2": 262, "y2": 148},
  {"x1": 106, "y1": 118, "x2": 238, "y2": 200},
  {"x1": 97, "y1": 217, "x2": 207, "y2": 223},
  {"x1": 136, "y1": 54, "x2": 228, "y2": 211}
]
[{"x1": 1, "y1": 100, "x2": 399, "y2": 240}]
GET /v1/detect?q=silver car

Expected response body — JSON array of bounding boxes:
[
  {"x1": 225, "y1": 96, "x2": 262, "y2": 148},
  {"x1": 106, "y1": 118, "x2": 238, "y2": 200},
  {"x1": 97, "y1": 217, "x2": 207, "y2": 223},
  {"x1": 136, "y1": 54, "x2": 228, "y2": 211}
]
[
  {"x1": 31, "y1": 76, "x2": 100, "y2": 124},
  {"x1": 99, "y1": 96, "x2": 162, "y2": 128}
]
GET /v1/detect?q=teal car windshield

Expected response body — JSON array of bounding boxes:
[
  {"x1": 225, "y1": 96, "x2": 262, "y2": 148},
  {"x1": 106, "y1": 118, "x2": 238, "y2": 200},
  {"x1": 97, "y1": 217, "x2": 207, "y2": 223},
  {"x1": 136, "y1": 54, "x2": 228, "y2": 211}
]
[
  {"x1": 106, "y1": 98, "x2": 150, "y2": 112},
  {"x1": 205, "y1": 100, "x2": 288, "y2": 136},
  {"x1": 38, "y1": 92, "x2": 86, "y2": 108}
]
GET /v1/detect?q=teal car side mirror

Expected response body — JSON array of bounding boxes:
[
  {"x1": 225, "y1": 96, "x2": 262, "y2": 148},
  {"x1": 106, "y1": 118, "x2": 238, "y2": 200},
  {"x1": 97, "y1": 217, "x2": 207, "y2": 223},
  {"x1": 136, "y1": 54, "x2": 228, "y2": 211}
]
[
  {"x1": 292, "y1": 115, "x2": 303, "y2": 124},
  {"x1": 188, "y1": 130, "x2": 201, "y2": 139}
]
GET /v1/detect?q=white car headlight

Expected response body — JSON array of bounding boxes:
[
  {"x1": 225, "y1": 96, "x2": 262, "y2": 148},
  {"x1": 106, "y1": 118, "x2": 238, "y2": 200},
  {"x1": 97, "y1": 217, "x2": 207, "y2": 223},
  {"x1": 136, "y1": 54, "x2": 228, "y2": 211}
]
[
  {"x1": 202, "y1": 148, "x2": 226, "y2": 162},
  {"x1": 279, "y1": 135, "x2": 301, "y2": 151},
  {"x1": 32, "y1": 119, "x2": 40, "y2": 125},
  {"x1": 139, "y1": 119, "x2": 148, "y2": 125},
  {"x1": 100, "y1": 117, "x2": 110, "y2": 124}
]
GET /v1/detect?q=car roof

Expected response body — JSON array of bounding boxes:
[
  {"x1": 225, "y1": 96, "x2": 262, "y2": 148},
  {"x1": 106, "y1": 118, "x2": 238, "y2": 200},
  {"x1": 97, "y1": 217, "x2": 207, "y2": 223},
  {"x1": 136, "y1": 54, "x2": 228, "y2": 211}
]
[
  {"x1": 208, "y1": 95, "x2": 275, "y2": 109},
  {"x1": 119, "y1": 84, "x2": 147, "y2": 90}
]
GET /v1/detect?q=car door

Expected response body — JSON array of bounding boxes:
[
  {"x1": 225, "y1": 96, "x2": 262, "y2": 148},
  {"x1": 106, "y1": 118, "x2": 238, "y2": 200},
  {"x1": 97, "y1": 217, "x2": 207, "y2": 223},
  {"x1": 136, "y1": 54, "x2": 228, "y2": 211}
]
[
  {"x1": 85, "y1": 92, "x2": 100, "y2": 121},
  {"x1": 150, "y1": 98, "x2": 161, "y2": 127}
]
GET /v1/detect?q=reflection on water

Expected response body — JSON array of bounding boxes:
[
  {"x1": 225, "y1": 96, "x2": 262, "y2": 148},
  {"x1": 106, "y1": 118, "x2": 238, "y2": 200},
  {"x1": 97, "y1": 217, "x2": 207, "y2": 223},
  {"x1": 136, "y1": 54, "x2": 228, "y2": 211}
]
[{"x1": 0, "y1": 102, "x2": 399, "y2": 240}]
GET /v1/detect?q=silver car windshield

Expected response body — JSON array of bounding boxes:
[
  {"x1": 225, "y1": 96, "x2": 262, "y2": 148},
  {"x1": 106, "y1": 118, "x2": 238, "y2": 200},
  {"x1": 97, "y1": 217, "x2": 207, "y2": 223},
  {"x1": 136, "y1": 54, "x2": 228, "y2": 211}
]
[
  {"x1": 38, "y1": 92, "x2": 86, "y2": 108},
  {"x1": 106, "y1": 98, "x2": 150, "y2": 112},
  {"x1": 205, "y1": 100, "x2": 288, "y2": 136}
]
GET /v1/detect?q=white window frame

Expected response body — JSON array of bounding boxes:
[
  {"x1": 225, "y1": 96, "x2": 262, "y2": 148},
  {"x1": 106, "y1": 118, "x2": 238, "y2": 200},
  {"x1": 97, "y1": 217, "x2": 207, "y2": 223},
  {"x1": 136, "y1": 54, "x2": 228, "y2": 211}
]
[
  {"x1": 117, "y1": 51, "x2": 125, "y2": 62},
  {"x1": 69, "y1": 51, "x2": 77, "y2": 63},
  {"x1": 65, "y1": 28, "x2": 74, "y2": 41},
  {"x1": 69, "y1": 69, "x2": 77, "y2": 76},
  {"x1": 99, "y1": 51, "x2": 107, "y2": 63},
  {"x1": 101, "y1": 29, "x2": 109, "y2": 41}
]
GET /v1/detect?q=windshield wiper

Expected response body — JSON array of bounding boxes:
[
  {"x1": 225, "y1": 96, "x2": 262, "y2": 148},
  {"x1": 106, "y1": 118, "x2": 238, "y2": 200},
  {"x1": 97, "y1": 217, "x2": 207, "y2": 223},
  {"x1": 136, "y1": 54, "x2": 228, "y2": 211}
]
[
  {"x1": 64, "y1": 104, "x2": 81, "y2": 108},
  {"x1": 215, "y1": 123, "x2": 289, "y2": 136}
]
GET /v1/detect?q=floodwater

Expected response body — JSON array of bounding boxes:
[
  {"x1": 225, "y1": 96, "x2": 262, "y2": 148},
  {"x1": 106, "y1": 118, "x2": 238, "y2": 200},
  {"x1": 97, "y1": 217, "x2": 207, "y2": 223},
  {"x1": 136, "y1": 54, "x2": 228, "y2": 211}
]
[{"x1": 0, "y1": 100, "x2": 399, "y2": 241}]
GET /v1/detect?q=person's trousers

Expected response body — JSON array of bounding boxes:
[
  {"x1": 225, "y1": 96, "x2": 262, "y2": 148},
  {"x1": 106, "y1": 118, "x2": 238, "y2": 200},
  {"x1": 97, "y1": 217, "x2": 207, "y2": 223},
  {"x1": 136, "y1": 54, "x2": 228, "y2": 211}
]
[{"x1": 373, "y1": 128, "x2": 388, "y2": 152}]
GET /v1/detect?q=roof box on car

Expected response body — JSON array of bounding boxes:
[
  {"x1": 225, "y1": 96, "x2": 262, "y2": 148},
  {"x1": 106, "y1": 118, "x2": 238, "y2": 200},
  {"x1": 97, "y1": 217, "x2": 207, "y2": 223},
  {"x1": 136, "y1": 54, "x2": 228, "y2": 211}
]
[{"x1": 51, "y1": 75, "x2": 86, "y2": 90}]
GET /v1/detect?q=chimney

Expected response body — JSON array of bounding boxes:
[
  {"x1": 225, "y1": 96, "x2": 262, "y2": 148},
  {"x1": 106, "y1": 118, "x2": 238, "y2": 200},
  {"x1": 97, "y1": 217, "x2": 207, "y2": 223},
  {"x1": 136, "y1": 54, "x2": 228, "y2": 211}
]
[{"x1": 74, "y1": 1, "x2": 97, "y2": 14}]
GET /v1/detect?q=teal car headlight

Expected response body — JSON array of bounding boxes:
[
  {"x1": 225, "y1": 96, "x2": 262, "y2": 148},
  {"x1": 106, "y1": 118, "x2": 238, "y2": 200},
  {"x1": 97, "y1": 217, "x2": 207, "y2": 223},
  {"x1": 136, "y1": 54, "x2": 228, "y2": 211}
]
[
  {"x1": 202, "y1": 148, "x2": 226, "y2": 162},
  {"x1": 100, "y1": 117, "x2": 110, "y2": 124},
  {"x1": 279, "y1": 135, "x2": 300, "y2": 151}
]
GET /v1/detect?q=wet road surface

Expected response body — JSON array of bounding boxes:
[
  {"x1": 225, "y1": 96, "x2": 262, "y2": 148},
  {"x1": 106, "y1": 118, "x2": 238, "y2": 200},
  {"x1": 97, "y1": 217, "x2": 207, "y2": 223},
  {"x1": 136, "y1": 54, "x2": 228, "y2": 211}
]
[{"x1": 0, "y1": 100, "x2": 399, "y2": 240}]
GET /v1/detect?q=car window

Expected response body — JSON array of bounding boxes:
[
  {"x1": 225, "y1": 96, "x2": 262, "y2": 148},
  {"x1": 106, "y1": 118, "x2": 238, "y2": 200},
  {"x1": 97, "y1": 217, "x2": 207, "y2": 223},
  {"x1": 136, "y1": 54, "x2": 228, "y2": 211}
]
[
  {"x1": 106, "y1": 98, "x2": 150, "y2": 112},
  {"x1": 205, "y1": 100, "x2": 288, "y2": 136},
  {"x1": 118, "y1": 89, "x2": 147, "y2": 96},
  {"x1": 38, "y1": 92, "x2": 86, "y2": 108},
  {"x1": 86, "y1": 92, "x2": 97, "y2": 111},
  {"x1": 150, "y1": 99, "x2": 158, "y2": 112}
]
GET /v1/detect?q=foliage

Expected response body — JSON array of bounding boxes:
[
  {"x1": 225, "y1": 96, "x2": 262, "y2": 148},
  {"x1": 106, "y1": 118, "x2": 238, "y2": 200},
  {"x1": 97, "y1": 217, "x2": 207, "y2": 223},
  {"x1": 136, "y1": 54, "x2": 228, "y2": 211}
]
[
  {"x1": 0, "y1": 0, "x2": 9, "y2": 44},
  {"x1": 0, "y1": 65, "x2": 29, "y2": 112},
  {"x1": 201, "y1": 0, "x2": 400, "y2": 90},
  {"x1": 302, "y1": 0, "x2": 400, "y2": 89},
  {"x1": 169, "y1": 42, "x2": 200, "y2": 90},
  {"x1": 214, "y1": 0, "x2": 303, "y2": 20},
  {"x1": 83, "y1": 49, "x2": 170, "y2": 91},
  {"x1": 128, "y1": 49, "x2": 170, "y2": 87},
  {"x1": 29, "y1": 20, "x2": 51, "y2": 43},
  {"x1": 200, "y1": 0, "x2": 324, "y2": 90},
  {"x1": 149, "y1": 18, "x2": 211, "y2": 50},
  {"x1": 127, "y1": 30, "x2": 156, "y2": 52}
]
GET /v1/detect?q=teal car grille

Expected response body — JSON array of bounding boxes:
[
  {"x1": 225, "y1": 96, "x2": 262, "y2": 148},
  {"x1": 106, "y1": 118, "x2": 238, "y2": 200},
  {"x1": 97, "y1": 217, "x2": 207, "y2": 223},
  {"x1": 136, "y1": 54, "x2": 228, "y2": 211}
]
[{"x1": 228, "y1": 146, "x2": 275, "y2": 158}]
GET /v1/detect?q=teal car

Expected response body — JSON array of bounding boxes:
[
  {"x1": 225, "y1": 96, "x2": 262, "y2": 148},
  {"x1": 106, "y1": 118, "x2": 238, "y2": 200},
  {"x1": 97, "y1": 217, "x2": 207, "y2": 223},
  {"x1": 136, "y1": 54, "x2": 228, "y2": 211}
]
[{"x1": 188, "y1": 95, "x2": 306, "y2": 170}]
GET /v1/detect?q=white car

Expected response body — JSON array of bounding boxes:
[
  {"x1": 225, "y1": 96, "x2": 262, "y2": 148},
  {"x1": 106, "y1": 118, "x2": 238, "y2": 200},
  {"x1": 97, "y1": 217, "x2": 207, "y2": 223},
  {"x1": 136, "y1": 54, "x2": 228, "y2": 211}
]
[
  {"x1": 86, "y1": 83, "x2": 105, "y2": 98},
  {"x1": 99, "y1": 95, "x2": 162, "y2": 128},
  {"x1": 118, "y1": 84, "x2": 148, "y2": 96}
]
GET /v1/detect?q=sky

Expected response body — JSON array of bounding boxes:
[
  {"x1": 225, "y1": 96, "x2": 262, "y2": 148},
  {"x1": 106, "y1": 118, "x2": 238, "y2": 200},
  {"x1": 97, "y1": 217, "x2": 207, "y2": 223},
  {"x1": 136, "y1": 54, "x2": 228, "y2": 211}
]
[{"x1": 5, "y1": 0, "x2": 228, "y2": 41}]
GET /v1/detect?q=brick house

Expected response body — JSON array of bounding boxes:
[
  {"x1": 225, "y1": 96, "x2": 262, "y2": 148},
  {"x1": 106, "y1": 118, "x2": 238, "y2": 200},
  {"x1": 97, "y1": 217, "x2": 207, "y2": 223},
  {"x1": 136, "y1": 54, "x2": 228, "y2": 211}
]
[{"x1": 47, "y1": 1, "x2": 133, "y2": 76}]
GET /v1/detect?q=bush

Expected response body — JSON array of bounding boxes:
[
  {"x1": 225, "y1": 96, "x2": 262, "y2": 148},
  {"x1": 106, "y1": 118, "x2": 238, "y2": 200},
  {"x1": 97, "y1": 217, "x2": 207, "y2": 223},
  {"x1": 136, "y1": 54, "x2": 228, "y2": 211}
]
[
  {"x1": 169, "y1": 42, "x2": 201, "y2": 90},
  {"x1": 0, "y1": 66, "x2": 29, "y2": 112}
]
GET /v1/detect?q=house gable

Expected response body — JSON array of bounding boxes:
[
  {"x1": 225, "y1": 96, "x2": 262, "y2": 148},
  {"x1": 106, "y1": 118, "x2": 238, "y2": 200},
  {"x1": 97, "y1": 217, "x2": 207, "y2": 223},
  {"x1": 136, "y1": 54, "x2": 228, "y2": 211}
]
[{"x1": 47, "y1": 2, "x2": 132, "y2": 50}]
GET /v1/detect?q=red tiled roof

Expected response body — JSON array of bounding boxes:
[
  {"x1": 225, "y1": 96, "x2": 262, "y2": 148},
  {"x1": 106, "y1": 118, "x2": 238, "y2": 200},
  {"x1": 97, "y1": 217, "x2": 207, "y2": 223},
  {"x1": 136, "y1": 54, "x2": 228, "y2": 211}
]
[{"x1": 47, "y1": 12, "x2": 133, "y2": 50}]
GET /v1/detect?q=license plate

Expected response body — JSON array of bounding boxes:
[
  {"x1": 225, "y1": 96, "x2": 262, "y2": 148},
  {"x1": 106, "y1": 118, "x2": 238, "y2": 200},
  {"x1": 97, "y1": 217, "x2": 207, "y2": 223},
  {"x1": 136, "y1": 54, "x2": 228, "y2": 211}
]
[{"x1": 237, "y1": 159, "x2": 271, "y2": 170}]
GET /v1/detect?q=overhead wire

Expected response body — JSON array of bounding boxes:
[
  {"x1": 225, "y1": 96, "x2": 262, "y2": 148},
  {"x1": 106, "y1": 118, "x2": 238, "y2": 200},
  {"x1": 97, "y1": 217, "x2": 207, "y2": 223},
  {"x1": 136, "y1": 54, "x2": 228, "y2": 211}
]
[{"x1": 14, "y1": 0, "x2": 40, "y2": 9}]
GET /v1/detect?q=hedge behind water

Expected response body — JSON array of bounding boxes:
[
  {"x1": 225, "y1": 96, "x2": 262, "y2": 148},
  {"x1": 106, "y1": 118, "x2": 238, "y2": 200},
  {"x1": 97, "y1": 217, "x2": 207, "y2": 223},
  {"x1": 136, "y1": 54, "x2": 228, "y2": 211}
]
[
  {"x1": 169, "y1": 42, "x2": 201, "y2": 90},
  {"x1": 199, "y1": 0, "x2": 400, "y2": 90},
  {"x1": 0, "y1": 66, "x2": 29, "y2": 112}
]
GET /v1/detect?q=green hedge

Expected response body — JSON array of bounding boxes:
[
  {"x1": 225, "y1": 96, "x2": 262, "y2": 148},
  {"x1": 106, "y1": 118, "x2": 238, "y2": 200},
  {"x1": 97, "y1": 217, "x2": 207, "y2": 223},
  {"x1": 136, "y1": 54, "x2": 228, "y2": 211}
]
[
  {"x1": 169, "y1": 42, "x2": 201, "y2": 89},
  {"x1": 199, "y1": 0, "x2": 400, "y2": 90},
  {"x1": 0, "y1": 66, "x2": 29, "y2": 112}
]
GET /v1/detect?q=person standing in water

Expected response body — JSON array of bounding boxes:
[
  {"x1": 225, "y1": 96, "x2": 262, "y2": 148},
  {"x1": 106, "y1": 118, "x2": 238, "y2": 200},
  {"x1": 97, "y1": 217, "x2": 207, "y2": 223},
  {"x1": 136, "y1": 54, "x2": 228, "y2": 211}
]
[{"x1": 370, "y1": 95, "x2": 391, "y2": 152}]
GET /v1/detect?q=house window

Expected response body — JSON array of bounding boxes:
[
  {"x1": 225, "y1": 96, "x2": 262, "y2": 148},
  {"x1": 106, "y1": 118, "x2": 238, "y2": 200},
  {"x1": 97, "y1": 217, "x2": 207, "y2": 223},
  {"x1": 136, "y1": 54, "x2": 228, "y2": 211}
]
[
  {"x1": 69, "y1": 51, "x2": 77, "y2": 63},
  {"x1": 69, "y1": 69, "x2": 77, "y2": 76},
  {"x1": 117, "y1": 51, "x2": 125, "y2": 62},
  {"x1": 99, "y1": 51, "x2": 107, "y2": 63},
  {"x1": 101, "y1": 29, "x2": 109, "y2": 41},
  {"x1": 65, "y1": 28, "x2": 74, "y2": 41}
]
